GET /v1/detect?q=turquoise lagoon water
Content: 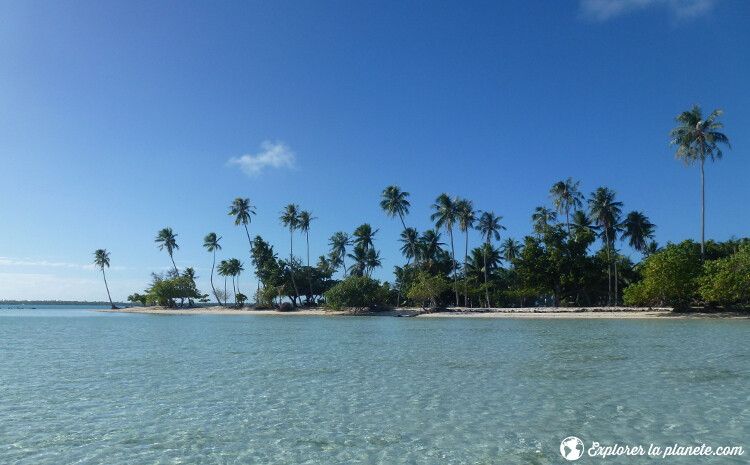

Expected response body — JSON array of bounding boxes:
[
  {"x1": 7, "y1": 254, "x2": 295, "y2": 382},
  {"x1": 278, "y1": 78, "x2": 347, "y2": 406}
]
[{"x1": 1, "y1": 309, "x2": 748, "y2": 464}]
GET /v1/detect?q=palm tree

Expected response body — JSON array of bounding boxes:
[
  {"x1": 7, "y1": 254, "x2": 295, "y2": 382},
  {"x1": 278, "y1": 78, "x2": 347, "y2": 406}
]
[
  {"x1": 352, "y1": 223, "x2": 378, "y2": 251},
  {"x1": 499, "y1": 238, "x2": 521, "y2": 264},
  {"x1": 621, "y1": 211, "x2": 655, "y2": 256},
  {"x1": 347, "y1": 244, "x2": 368, "y2": 277},
  {"x1": 217, "y1": 259, "x2": 230, "y2": 303},
  {"x1": 431, "y1": 193, "x2": 460, "y2": 306},
  {"x1": 669, "y1": 105, "x2": 731, "y2": 262},
  {"x1": 328, "y1": 232, "x2": 351, "y2": 278},
  {"x1": 203, "y1": 232, "x2": 223, "y2": 306},
  {"x1": 570, "y1": 209, "x2": 598, "y2": 236},
  {"x1": 477, "y1": 211, "x2": 505, "y2": 308},
  {"x1": 380, "y1": 185, "x2": 421, "y2": 273},
  {"x1": 550, "y1": 178, "x2": 584, "y2": 234},
  {"x1": 227, "y1": 258, "x2": 244, "y2": 301},
  {"x1": 399, "y1": 228, "x2": 419, "y2": 264},
  {"x1": 588, "y1": 187, "x2": 623, "y2": 305},
  {"x1": 418, "y1": 229, "x2": 444, "y2": 265},
  {"x1": 93, "y1": 249, "x2": 116, "y2": 309},
  {"x1": 298, "y1": 210, "x2": 317, "y2": 303},
  {"x1": 155, "y1": 227, "x2": 179, "y2": 275},
  {"x1": 228, "y1": 198, "x2": 257, "y2": 245},
  {"x1": 531, "y1": 206, "x2": 557, "y2": 237},
  {"x1": 365, "y1": 248, "x2": 382, "y2": 276},
  {"x1": 279, "y1": 204, "x2": 301, "y2": 305},
  {"x1": 456, "y1": 199, "x2": 476, "y2": 307},
  {"x1": 182, "y1": 267, "x2": 197, "y2": 307}
]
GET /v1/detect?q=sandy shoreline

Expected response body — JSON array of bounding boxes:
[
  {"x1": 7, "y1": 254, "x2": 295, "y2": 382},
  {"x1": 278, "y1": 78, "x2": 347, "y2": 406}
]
[{"x1": 94, "y1": 306, "x2": 749, "y2": 319}]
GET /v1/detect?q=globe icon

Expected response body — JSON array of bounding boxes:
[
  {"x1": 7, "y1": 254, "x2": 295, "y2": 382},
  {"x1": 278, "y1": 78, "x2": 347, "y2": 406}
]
[{"x1": 560, "y1": 436, "x2": 584, "y2": 461}]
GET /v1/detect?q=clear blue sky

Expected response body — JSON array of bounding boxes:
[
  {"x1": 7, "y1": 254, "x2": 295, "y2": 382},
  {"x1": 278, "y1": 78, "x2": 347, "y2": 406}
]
[{"x1": 1, "y1": 0, "x2": 748, "y2": 301}]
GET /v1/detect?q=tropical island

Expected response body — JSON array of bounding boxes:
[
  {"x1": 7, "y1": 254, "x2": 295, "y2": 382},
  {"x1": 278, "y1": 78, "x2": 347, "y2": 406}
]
[{"x1": 91, "y1": 105, "x2": 747, "y2": 317}]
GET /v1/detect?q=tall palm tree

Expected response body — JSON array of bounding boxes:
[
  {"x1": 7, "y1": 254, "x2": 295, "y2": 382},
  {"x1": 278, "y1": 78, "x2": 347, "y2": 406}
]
[
  {"x1": 456, "y1": 199, "x2": 476, "y2": 307},
  {"x1": 203, "y1": 232, "x2": 223, "y2": 306},
  {"x1": 499, "y1": 238, "x2": 521, "y2": 264},
  {"x1": 298, "y1": 210, "x2": 317, "y2": 303},
  {"x1": 228, "y1": 198, "x2": 257, "y2": 245},
  {"x1": 93, "y1": 249, "x2": 116, "y2": 309},
  {"x1": 380, "y1": 185, "x2": 421, "y2": 273},
  {"x1": 588, "y1": 187, "x2": 623, "y2": 305},
  {"x1": 279, "y1": 204, "x2": 301, "y2": 305},
  {"x1": 531, "y1": 206, "x2": 557, "y2": 237},
  {"x1": 431, "y1": 193, "x2": 460, "y2": 306},
  {"x1": 227, "y1": 258, "x2": 244, "y2": 301},
  {"x1": 477, "y1": 211, "x2": 505, "y2": 308},
  {"x1": 328, "y1": 232, "x2": 351, "y2": 278},
  {"x1": 217, "y1": 259, "x2": 230, "y2": 303},
  {"x1": 669, "y1": 105, "x2": 731, "y2": 262},
  {"x1": 155, "y1": 227, "x2": 179, "y2": 275},
  {"x1": 352, "y1": 223, "x2": 378, "y2": 251},
  {"x1": 621, "y1": 211, "x2": 655, "y2": 256},
  {"x1": 550, "y1": 178, "x2": 584, "y2": 234}
]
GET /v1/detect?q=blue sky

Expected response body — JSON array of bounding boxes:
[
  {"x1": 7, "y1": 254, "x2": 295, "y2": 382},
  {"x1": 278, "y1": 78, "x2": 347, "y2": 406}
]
[{"x1": 1, "y1": 0, "x2": 748, "y2": 301}]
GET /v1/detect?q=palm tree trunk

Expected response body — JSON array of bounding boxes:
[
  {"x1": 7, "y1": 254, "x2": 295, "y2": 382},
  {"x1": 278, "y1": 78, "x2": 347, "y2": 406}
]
[
  {"x1": 566, "y1": 206, "x2": 571, "y2": 235},
  {"x1": 232, "y1": 276, "x2": 237, "y2": 305},
  {"x1": 101, "y1": 268, "x2": 116, "y2": 309},
  {"x1": 614, "y1": 250, "x2": 619, "y2": 305},
  {"x1": 700, "y1": 157, "x2": 705, "y2": 263},
  {"x1": 210, "y1": 251, "x2": 221, "y2": 306},
  {"x1": 449, "y1": 228, "x2": 459, "y2": 307},
  {"x1": 169, "y1": 253, "x2": 185, "y2": 307},
  {"x1": 463, "y1": 231, "x2": 469, "y2": 307},
  {"x1": 244, "y1": 224, "x2": 259, "y2": 293},
  {"x1": 289, "y1": 229, "x2": 300, "y2": 306},
  {"x1": 306, "y1": 232, "x2": 314, "y2": 305},
  {"x1": 483, "y1": 239, "x2": 490, "y2": 308},
  {"x1": 605, "y1": 228, "x2": 612, "y2": 306}
]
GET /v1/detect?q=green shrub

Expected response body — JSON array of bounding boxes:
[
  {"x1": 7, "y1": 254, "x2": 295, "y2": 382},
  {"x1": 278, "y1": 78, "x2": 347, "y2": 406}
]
[
  {"x1": 324, "y1": 275, "x2": 383, "y2": 310},
  {"x1": 407, "y1": 272, "x2": 450, "y2": 308},
  {"x1": 623, "y1": 240, "x2": 702, "y2": 310},
  {"x1": 699, "y1": 245, "x2": 750, "y2": 308},
  {"x1": 254, "y1": 286, "x2": 278, "y2": 309}
]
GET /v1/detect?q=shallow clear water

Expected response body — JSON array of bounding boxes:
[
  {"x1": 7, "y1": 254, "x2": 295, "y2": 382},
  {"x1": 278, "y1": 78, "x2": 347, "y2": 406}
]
[{"x1": 1, "y1": 310, "x2": 748, "y2": 464}]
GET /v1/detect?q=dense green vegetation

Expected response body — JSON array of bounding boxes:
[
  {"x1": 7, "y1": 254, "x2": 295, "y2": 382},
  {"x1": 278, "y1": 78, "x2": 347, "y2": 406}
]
[{"x1": 106, "y1": 104, "x2": 743, "y2": 312}]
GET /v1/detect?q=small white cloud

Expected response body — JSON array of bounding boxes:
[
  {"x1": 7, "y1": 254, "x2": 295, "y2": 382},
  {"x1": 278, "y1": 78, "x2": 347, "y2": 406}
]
[
  {"x1": 580, "y1": 0, "x2": 717, "y2": 21},
  {"x1": 0, "y1": 257, "x2": 124, "y2": 271},
  {"x1": 227, "y1": 140, "x2": 297, "y2": 178}
]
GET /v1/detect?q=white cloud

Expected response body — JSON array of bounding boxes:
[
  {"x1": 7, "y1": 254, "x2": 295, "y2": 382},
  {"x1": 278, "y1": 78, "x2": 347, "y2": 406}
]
[
  {"x1": 0, "y1": 257, "x2": 124, "y2": 271},
  {"x1": 227, "y1": 140, "x2": 297, "y2": 178},
  {"x1": 580, "y1": 0, "x2": 718, "y2": 21}
]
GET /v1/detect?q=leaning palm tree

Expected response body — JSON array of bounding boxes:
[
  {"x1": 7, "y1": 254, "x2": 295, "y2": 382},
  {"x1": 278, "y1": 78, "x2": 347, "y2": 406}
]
[
  {"x1": 298, "y1": 210, "x2": 317, "y2": 303},
  {"x1": 550, "y1": 178, "x2": 584, "y2": 234},
  {"x1": 669, "y1": 105, "x2": 731, "y2": 262},
  {"x1": 328, "y1": 232, "x2": 351, "y2": 278},
  {"x1": 621, "y1": 211, "x2": 655, "y2": 256},
  {"x1": 93, "y1": 249, "x2": 116, "y2": 309},
  {"x1": 499, "y1": 238, "x2": 521, "y2": 265},
  {"x1": 476, "y1": 211, "x2": 505, "y2": 308},
  {"x1": 531, "y1": 206, "x2": 557, "y2": 237},
  {"x1": 155, "y1": 227, "x2": 179, "y2": 275},
  {"x1": 588, "y1": 187, "x2": 623, "y2": 305},
  {"x1": 380, "y1": 185, "x2": 421, "y2": 272},
  {"x1": 431, "y1": 193, "x2": 460, "y2": 306},
  {"x1": 279, "y1": 204, "x2": 301, "y2": 305},
  {"x1": 203, "y1": 232, "x2": 223, "y2": 306},
  {"x1": 456, "y1": 199, "x2": 476, "y2": 307}
]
